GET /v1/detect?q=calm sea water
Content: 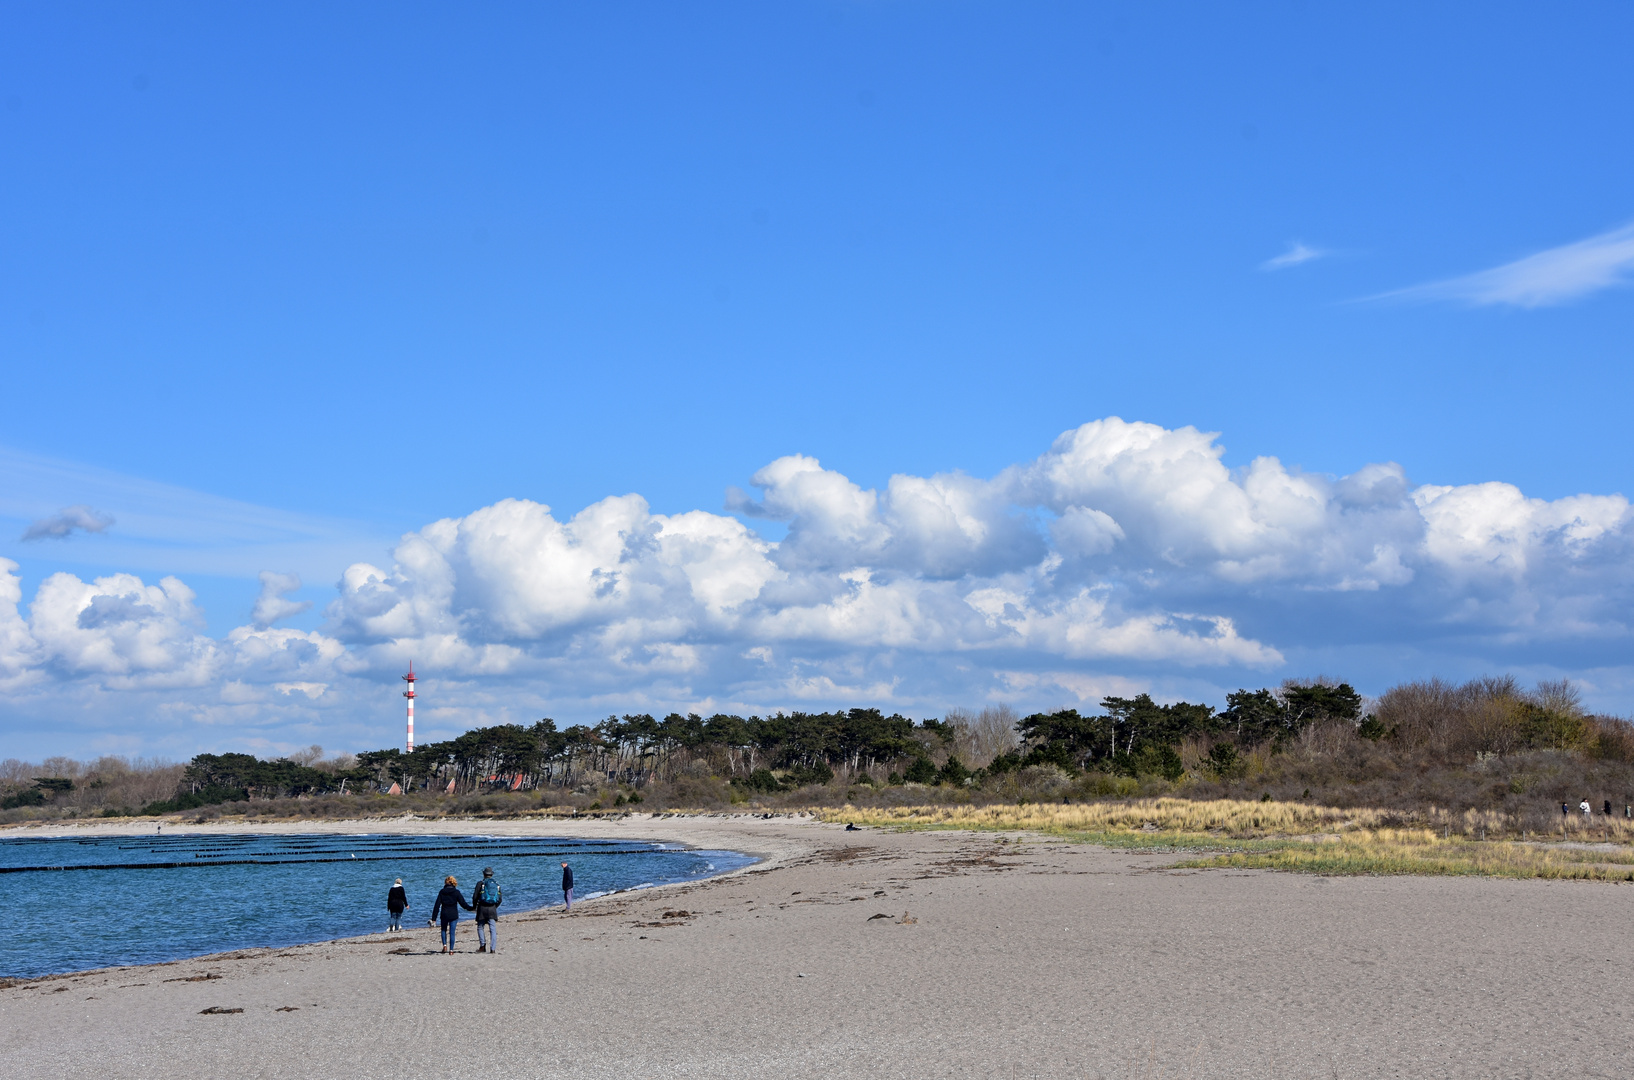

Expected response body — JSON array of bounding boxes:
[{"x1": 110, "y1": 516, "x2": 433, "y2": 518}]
[{"x1": 0, "y1": 831, "x2": 755, "y2": 979}]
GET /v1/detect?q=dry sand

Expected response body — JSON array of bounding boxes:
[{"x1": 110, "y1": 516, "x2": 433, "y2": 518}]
[{"x1": 2, "y1": 813, "x2": 1630, "y2": 1079}]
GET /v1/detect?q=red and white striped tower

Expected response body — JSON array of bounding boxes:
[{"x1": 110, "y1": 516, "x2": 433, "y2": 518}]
[{"x1": 402, "y1": 663, "x2": 417, "y2": 752}]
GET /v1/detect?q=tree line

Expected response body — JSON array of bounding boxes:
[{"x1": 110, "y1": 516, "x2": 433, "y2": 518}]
[
  {"x1": 154, "y1": 683, "x2": 1371, "y2": 804},
  {"x1": 13, "y1": 673, "x2": 1629, "y2": 820}
]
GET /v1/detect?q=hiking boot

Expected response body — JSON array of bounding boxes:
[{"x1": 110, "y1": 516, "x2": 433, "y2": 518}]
[{"x1": 478, "y1": 944, "x2": 487, "y2": 952}]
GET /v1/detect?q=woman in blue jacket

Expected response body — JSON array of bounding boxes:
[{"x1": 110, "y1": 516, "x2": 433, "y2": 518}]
[{"x1": 429, "y1": 875, "x2": 473, "y2": 953}]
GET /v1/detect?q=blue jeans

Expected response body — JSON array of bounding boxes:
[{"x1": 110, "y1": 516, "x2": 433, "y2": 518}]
[
  {"x1": 388, "y1": 912, "x2": 403, "y2": 931},
  {"x1": 563, "y1": 887, "x2": 573, "y2": 911},
  {"x1": 440, "y1": 920, "x2": 458, "y2": 949}
]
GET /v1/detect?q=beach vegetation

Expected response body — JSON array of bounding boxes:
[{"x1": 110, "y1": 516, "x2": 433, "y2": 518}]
[
  {"x1": 7, "y1": 674, "x2": 1634, "y2": 844},
  {"x1": 815, "y1": 798, "x2": 1634, "y2": 880},
  {"x1": 903, "y1": 757, "x2": 938, "y2": 785}
]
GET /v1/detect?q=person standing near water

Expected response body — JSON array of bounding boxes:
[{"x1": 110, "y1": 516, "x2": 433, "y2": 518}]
[
  {"x1": 473, "y1": 868, "x2": 502, "y2": 953},
  {"x1": 561, "y1": 861, "x2": 574, "y2": 911},
  {"x1": 430, "y1": 875, "x2": 472, "y2": 954},
  {"x1": 387, "y1": 879, "x2": 409, "y2": 932}
]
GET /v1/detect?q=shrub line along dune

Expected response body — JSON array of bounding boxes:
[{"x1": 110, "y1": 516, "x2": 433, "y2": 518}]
[{"x1": 5, "y1": 674, "x2": 1633, "y2": 880}]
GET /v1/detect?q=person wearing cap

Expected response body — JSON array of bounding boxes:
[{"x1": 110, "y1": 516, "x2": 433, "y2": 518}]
[
  {"x1": 429, "y1": 875, "x2": 473, "y2": 954},
  {"x1": 473, "y1": 867, "x2": 503, "y2": 953},
  {"x1": 386, "y1": 878, "x2": 409, "y2": 932}
]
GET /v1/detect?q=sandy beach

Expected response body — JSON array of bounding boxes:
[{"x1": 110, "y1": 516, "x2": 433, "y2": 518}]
[{"x1": 2, "y1": 813, "x2": 1630, "y2": 1079}]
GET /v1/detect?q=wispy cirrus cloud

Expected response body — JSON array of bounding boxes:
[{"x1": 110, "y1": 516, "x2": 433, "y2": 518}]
[
  {"x1": 0, "y1": 445, "x2": 393, "y2": 580},
  {"x1": 1260, "y1": 240, "x2": 1327, "y2": 271},
  {"x1": 1377, "y1": 221, "x2": 1634, "y2": 308}
]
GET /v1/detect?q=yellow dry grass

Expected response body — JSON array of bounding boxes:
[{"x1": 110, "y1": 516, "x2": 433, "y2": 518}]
[
  {"x1": 815, "y1": 799, "x2": 1634, "y2": 881},
  {"x1": 1184, "y1": 830, "x2": 1634, "y2": 880}
]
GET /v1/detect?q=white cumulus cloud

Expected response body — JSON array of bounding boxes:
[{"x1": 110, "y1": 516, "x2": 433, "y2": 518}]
[
  {"x1": 5, "y1": 417, "x2": 1634, "y2": 754},
  {"x1": 250, "y1": 571, "x2": 312, "y2": 628}
]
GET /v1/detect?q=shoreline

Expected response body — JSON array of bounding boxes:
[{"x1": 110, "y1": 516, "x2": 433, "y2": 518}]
[
  {"x1": 4, "y1": 814, "x2": 1631, "y2": 1078},
  {"x1": 0, "y1": 813, "x2": 789, "y2": 985}
]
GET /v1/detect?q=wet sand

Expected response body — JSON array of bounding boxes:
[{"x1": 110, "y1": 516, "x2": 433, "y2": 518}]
[{"x1": 1, "y1": 813, "x2": 1630, "y2": 1079}]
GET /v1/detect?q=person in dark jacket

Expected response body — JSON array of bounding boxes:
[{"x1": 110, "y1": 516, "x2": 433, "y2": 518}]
[
  {"x1": 561, "y1": 861, "x2": 574, "y2": 911},
  {"x1": 429, "y1": 875, "x2": 473, "y2": 953},
  {"x1": 473, "y1": 867, "x2": 503, "y2": 954},
  {"x1": 386, "y1": 878, "x2": 409, "y2": 932}
]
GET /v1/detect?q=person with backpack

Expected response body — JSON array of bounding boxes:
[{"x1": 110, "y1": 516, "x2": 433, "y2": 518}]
[
  {"x1": 386, "y1": 878, "x2": 409, "y2": 932},
  {"x1": 429, "y1": 875, "x2": 473, "y2": 954},
  {"x1": 473, "y1": 867, "x2": 503, "y2": 953},
  {"x1": 561, "y1": 861, "x2": 574, "y2": 911}
]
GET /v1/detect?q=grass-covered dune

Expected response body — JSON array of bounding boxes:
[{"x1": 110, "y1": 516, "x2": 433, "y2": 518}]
[{"x1": 820, "y1": 798, "x2": 1634, "y2": 881}]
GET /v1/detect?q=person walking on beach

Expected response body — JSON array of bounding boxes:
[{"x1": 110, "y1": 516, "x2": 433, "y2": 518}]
[
  {"x1": 473, "y1": 867, "x2": 503, "y2": 953},
  {"x1": 561, "y1": 861, "x2": 574, "y2": 911},
  {"x1": 387, "y1": 879, "x2": 409, "y2": 932},
  {"x1": 430, "y1": 875, "x2": 472, "y2": 954}
]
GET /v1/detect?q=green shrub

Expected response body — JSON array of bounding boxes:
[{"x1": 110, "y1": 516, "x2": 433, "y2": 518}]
[
  {"x1": 732, "y1": 768, "x2": 783, "y2": 793},
  {"x1": 785, "y1": 762, "x2": 835, "y2": 787},
  {"x1": 140, "y1": 785, "x2": 248, "y2": 816},
  {"x1": 1357, "y1": 716, "x2": 1389, "y2": 741},
  {"x1": 984, "y1": 752, "x2": 1022, "y2": 775},
  {"x1": 1134, "y1": 744, "x2": 1184, "y2": 781},
  {"x1": 937, "y1": 757, "x2": 972, "y2": 786},
  {"x1": 1207, "y1": 743, "x2": 1243, "y2": 778},
  {"x1": 1021, "y1": 742, "x2": 1077, "y2": 774},
  {"x1": 903, "y1": 757, "x2": 938, "y2": 785}
]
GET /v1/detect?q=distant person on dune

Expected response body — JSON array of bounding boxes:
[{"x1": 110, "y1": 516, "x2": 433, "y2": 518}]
[
  {"x1": 430, "y1": 875, "x2": 473, "y2": 954},
  {"x1": 1581, "y1": 800, "x2": 1592, "y2": 820},
  {"x1": 473, "y1": 867, "x2": 503, "y2": 953},
  {"x1": 387, "y1": 879, "x2": 409, "y2": 932},
  {"x1": 561, "y1": 861, "x2": 574, "y2": 911}
]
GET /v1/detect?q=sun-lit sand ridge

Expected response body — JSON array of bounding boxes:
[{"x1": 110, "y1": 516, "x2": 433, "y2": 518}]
[{"x1": 1, "y1": 812, "x2": 1630, "y2": 1079}]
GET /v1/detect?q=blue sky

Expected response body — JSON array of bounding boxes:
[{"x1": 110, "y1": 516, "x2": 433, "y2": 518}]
[{"x1": 3, "y1": 3, "x2": 1634, "y2": 759}]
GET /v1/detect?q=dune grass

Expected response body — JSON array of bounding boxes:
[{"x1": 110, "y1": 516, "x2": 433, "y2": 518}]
[{"x1": 817, "y1": 799, "x2": 1634, "y2": 881}]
